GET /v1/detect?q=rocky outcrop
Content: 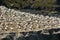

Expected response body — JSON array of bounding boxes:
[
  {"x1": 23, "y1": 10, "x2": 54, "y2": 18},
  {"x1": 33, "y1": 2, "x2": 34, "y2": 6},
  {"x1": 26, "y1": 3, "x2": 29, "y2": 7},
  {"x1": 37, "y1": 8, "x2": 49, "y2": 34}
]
[{"x1": 1, "y1": 30, "x2": 60, "y2": 40}]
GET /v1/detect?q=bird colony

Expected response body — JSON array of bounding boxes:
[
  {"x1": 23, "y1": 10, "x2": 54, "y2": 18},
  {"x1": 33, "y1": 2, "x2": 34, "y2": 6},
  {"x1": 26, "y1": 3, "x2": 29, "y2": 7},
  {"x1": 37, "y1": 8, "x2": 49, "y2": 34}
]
[{"x1": 0, "y1": 6, "x2": 60, "y2": 33}]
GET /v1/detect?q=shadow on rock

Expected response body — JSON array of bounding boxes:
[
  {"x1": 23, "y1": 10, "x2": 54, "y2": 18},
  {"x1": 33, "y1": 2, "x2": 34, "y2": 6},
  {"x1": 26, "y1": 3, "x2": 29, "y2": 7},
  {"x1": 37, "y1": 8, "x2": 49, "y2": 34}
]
[{"x1": 1, "y1": 28, "x2": 60, "y2": 40}]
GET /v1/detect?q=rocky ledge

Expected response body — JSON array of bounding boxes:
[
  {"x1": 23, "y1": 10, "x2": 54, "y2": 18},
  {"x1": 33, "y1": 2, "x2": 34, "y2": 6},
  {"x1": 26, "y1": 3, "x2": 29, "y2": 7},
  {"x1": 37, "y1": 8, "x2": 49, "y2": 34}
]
[
  {"x1": 0, "y1": 6, "x2": 60, "y2": 40},
  {"x1": 0, "y1": 31, "x2": 60, "y2": 40}
]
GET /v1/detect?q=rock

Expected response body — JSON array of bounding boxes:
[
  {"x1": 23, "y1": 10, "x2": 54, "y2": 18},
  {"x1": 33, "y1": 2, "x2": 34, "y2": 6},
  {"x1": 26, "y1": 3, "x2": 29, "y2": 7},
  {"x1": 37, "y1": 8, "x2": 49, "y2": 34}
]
[
  {"x1": 1, "y1": 30, "x2": 60, "y2": 40},
  {"x1": 1, "y1": 32, "x2": 15, "y2": 40}
]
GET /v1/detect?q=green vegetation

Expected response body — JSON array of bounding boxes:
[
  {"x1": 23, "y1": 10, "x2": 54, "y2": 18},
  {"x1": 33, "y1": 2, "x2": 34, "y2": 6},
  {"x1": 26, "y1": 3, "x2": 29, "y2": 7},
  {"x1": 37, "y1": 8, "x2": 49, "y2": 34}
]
[
  {"x1": 1, "y1": 0, "x2": 60, "y2": 14},
  {"x1": 3, "y1": 0, "x2": 56, "y2": 8}
]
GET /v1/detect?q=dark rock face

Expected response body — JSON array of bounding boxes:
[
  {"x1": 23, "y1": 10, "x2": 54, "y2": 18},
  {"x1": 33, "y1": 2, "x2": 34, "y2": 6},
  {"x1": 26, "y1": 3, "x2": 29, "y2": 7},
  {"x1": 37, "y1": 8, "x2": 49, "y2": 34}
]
[
  {"x1": 1, "y1": 32, "x2": 15, "y2": 40},
  {"x1": 1, "y1": 34, "x2": 60, "y2": 40},
  {"x1": 1, "y1": 28, "x2": 60, "y2": 40},
  {"x1": 2, "y1": 33, "x2": 60, "y2": 40},
  {"x1": 0, "y1": 0, "x2": 4, "y2": 5},
  {"x1": 56, "y1": 7, "x2": 60, "y2": 12},
  {"x1": 17, "y1": 36, "x2": 26, "y2": 40},
  {"x1": 56, "y1": 0, "x2": 60, "y2": 5}
]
